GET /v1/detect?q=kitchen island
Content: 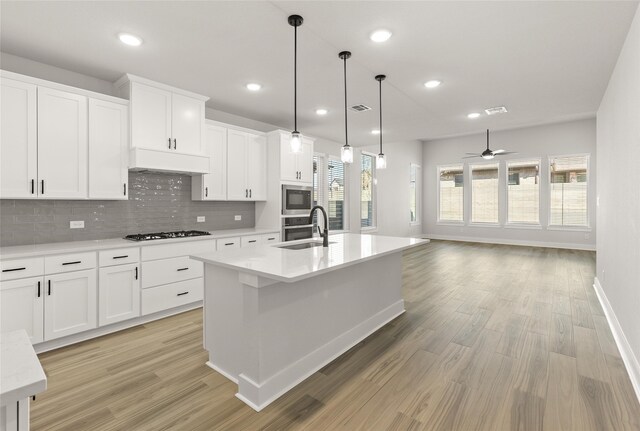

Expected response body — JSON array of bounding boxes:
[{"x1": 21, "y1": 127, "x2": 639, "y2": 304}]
[{"x1": 190, "y1": 233, "x2": 427, "y2": 411}]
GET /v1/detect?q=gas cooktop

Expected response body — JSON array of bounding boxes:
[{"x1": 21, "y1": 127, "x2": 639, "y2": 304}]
[{"x1": 124, "y1": 230, "x2": 211, "y2": 242}]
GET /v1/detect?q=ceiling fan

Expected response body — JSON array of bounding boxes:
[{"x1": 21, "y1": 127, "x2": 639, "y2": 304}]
[{"x1": 463, "y1": 129, "x2": 517, "y2": 160}]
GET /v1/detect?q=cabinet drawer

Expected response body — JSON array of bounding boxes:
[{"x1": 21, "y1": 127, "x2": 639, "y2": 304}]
[
  {"x1": 141, "y1": 278, "x2": 203, "y2": 315},
  {"x1": 99, "y1": 248, "x2": 140, "y2": 267},
  {"x1": 260, "y1": 233, "x2": 281, "y2": 244},
  {"x1": 141, "y1": 239, "x2": 215, "y2": 261},
  {"x1": 216, "y1": 237, "x2": 240, "y2": 249},
  {"x1": 44, "y1": 252, "x2": 96, "y2": 275},
  {"x1": 241, "y1": 235, "x2": 261, "y2": 248},
  {"x1": 0, "y1": 257, "x2": 44, "y2": 281},
  {"x1": 141, "y1": 256, "x2": 203, "y2": 289}
]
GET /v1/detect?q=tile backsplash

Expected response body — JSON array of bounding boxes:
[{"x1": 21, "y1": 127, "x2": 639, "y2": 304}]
[{"x1": 0, "y1": 172, "x2": 255, "y2": 247}]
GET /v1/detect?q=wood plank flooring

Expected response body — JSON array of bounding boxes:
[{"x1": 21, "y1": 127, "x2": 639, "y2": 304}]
[{"x1": 31, "y1": 240, "x2": 640, "y2": 430}]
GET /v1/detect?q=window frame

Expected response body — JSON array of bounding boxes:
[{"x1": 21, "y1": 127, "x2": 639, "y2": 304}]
[
  {"x1": 436, "y1": 164, "x2": 465, "y2": 225},
  {"x1": 547, "y1": 153, "x2": 591, "y2": 231},
  {"x1": 313, "y1": 152, "x2": 349, "y2": 233},
  {"x1": 409, "y1": 163, "x2": 421, "y2": 226},
  {"x1": 469, "y1": 161, "x2": 501, "y2": 227},
  {"x1": 360, "y1": 151, "x2": 377, "y2": 231},
  {"x1": 505, "y1": 157, "x2": 542, "y2": 227}
]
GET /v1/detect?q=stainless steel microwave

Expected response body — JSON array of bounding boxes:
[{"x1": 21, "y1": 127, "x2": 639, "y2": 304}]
[{"x1": 282, "y1": 185, "x2": 313, "y2": 215}]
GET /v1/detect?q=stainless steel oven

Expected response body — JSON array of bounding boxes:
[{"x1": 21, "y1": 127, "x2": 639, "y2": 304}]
[
  {"x1": 282, "y1": 216, "x2": 314, "y2": 242},
  {"x1": 282, "y1": 185, "x2": 313, "y2": 215}
]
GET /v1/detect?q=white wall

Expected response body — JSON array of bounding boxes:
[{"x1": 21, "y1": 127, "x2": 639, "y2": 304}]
[
  {"x1": 422, "y1": 119, "x2": 597, "y2": 249},
  {"x1": 596, "y1": 4, "x2": 640, "y2": 399}
]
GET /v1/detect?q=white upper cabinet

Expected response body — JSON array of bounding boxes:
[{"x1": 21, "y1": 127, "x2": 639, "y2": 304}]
[
  {"x1": 192, "y1": 123, "x2": 227, "y2": 200},
  {"x1": 276, "y1": 132, "x2": 314, "y2": 185},
  {"x1": 226, "y1": 129, "x2": 267, "y2": 201},
  {"x1": 37, "y1": 87, "x2": 88, "y2": 199},
  {"x1": 247, "y1": 134, "x2": 267, "y2": 201},
  {"x1": 0, "y1": 78, "x2": 37, "y2": 198},
  {"x1": 171, "y1": 93, "x2": 204, "y2": 154},
  {"x1": 130, "y1": 82, "x2": 172, "y2": 152},
  {"x1": 89, "y1": 99, "x2": 129, "y2": 200}
]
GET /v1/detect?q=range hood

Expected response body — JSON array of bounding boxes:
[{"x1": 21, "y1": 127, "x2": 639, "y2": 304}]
[{"x1": 128, "y1": 148, "x2": 210, "y2": 175}]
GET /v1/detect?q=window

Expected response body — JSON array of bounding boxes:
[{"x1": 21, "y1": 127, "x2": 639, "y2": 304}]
[
  {"x1": 549, "y1": 154, "x2": 589, "y2": 227},
  {"x1": 410, "y1": 164, "x2": 421, "y2": 224},
  {"x1": 313, "y1": 155, "x2": 347, "y2": 231},
  {"x1": 361, "y1": 153, "x2": 376, "y2": 228},
  {"x1": 471, "y1": 163, "x2": 499, "y2": 223},
  {"x1": 507, "y1": 160, "x2": 540, "y2": 224},
  {"x1": 438, "y1": 165, "x2": 464, "y2": 222}
]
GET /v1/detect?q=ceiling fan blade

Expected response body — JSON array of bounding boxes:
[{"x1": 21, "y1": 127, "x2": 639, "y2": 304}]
[
  {"x1": 462, "y1": 155, "x2": 480, "y2": 159},
  {"x1": 465, "y1": 152, "x2": 480, "y2": 155},
  {"x1": 493, "y1": 149, "x2": 506, "y2": 154},
  {"x1": 494, "y1": 151, "x2": 518, "y2": 156}
]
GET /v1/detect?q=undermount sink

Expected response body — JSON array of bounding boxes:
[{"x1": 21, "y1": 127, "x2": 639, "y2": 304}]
[{"x1": 276, "y1": 241, "x2": 335, "y2": 250}]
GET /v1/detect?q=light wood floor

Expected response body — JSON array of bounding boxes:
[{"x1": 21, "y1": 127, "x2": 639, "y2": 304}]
[{"x1": 32, "y1": 241, "x2": 640, "y2": 430}]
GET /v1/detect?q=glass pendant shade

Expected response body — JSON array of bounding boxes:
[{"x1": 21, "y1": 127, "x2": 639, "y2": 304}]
[
  {"x1": 290, "y1": 131, "x2": 302, "y2": 153},
  {"x1": 341, "y1": 145, "x2": 354, "y2": 164},
  {"x1": 376, "y1": 153, "x2": 387, "y2": 169}
]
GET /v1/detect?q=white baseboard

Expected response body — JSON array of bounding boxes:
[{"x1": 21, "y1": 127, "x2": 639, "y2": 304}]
[
  {"x1": 593, "y1": 277, "x2": 640, "y2": 404},
  {"x1": 236, "y1": 300, "x2": 405, "y2": 412},
  {"x1": 425, "y1": 233, "x2": 596, "y2": 251},
  {"x1": 205, "y1": 361, "x2": 238, "y2": 384}
]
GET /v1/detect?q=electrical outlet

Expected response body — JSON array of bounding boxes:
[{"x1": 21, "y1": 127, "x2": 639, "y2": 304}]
[
  {"x1": 197, "y1": 216, "x2": 205, "y2": 223},
  {"x1": 70, "y1": 220, "x2": 84, "y2": 229},
  {"x1": 234, "y1": 215, "x2": 242, "y2": 221}
]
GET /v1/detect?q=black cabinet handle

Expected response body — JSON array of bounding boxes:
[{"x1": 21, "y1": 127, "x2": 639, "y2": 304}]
[
  {"x1": 177, "y1": 291, "x2": 189, "y2": 296},
  {"x1": 173, "y1": 138, "x2": 177, "y2": 150},
  {"x1": 248, "y1": 240, "x2": 257, "y2": 243},
  {"x1": 37, "y1": 281, "x2": 41, "y2": 298},
  {"x1": 31, "y1": 179, "x2": 35, "y2": 194},
  {"x1": 112, "y1": 255, "x2": 128, "y2": 259},
  {"x1": 135, "y1": 267, "x2": 138, "y2": 280},
  {"x1": 245, "y1": 189, "x2": 248, "y2": 198},
  {"x1": 177, "y1": 267, "x2": 189, "y2": 272},
  {"x1": 249, "y1": 189, "x2": 252, "y2": 198},
  {"x1": 267, "y1": 237, "x2": 275, "y2": 241},
  {"x1": 224, "y1": 242, "x2": 234, "y2": 246},
  {"x1": 168, "y1": 138, "x2": 172, "y2": 149},
  {"x1": 47, "y1": 280, "x2": 51, "y2": 296},
  {"x1": 123, "y1": 183, "x2": 127, "y2": 196},
  {"x1": 2, "y1": 267, "x2": 26, "y2": 272},
  {"x1": 62, "y1": 261, "x2": 81, "y2": 266},
  {"x1": 41, "y1": 180, "x2": 44, "y2": 195}
]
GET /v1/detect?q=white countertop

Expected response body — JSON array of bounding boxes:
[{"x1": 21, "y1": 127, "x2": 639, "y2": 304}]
[
  {"x1": 0, "y1": 227, "x2": 280, "y2": 260},
  {"x1": 0, "y1": 330, "x2": 47, "y2": 405},
  {"x1": 191, "y1": 233, "x2": 428, "y2": 283}
]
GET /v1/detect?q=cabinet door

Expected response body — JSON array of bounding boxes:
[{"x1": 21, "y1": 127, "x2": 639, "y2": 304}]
[
  {"x1": 0, "y1": 78, "x2": 37, "y2": 199},
  {"x1": 297, "y1": 138, "x2": 314, "y2": 185},
  {"x1": 279, "y1": 135, "x2": 299, "y2": 183},
  {"x1": 202, "y1": 124, "x2": 227, "y2": 200},
  {"x1": 0, "y1": 276, "x2": 44, "y2": 344},
  {"x1": 130, "y1": 82, "x2": 172, "y2": 151},
  {"x1": 44, "y1": 269, "x2": 97, "y2": 340},
  {"x1": 37, "y1": 87, "x2": 88, "y2": 199},
  {"x1": 89, "y1": 99, "x2": 129, "y2": 199},
  {"x1": 226, "y1": 129, "x2": 248, "y2": 200},
  {"x1": 247, "y1": 134, "x2": 267, "y2": 200},
  {"x1": 171, "y1": 93, "x2": 204, "y2": 155},
  {"x1": 98, "y1": 264, "x2": 140, "y2": 326}
]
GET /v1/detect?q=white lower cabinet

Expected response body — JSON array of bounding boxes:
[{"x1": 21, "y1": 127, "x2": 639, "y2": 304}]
[
  {"x1": 0, "y1": 276, "x2": 44, "y2": 344},
  {"x1": 142, "y1": 278, "x2": 203, "y2": 316},
  {"x1": 98, "y1": 264, "x2": 140, "y2": 326},
  {"x1": 44, "y1": 269, "x2": 97, "y2": 340},
  {"x1": 0, "y1": 397, "x2": 30, "y2": 431}
]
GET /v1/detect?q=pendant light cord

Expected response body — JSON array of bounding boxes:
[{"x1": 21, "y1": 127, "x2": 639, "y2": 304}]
[
  {"x1": 294, "y1": 24, "x2": 297, "y2": 132},
  {"x1": 379, "y1": 79, "x2": 383, "y2": 154},
  {"x1": 343, "y1": 56, "x2": 348, "y2": 147}
]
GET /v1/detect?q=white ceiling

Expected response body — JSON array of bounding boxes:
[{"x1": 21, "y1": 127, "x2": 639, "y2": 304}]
[{"x1": 1, "y1": 1, "x2": 637, "y2": 145}]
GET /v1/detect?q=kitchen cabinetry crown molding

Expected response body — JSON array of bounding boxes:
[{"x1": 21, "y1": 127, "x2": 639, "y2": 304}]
[{"x1": 114, "y1": 73, "x2": 209, "y2": 102}]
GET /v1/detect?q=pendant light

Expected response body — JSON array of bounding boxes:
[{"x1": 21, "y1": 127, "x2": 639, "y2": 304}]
[
  {"x1": 288, "y1": 15, "x2": 303, "y2": 153},
  {"x1": 375, "y1": 74, "x2": 387, "y2": 169},
  {"x1": 339, "y1": 51, "x2": 353, "y2": 164}
]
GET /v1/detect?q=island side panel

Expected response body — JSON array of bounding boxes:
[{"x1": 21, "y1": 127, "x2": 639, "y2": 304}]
[{"x1": 238, "y1": 252, "x2": 405, "y2": 410}]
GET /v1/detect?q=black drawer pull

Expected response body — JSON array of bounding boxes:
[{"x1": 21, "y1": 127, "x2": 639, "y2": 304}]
[
  {"x1": 62, "y1": 261, "x2": 81, "y2": 266},
  {"x1": 48, "y1": 280, "x2": 51, "y2": 296},
  {"x1": 31, "y1": 179, "x2": 35, "y2": 194},
  {"x1": 248, "y1": 240, "x2": 257, "y2": 243},
  {"x1": 2, "y1": 267, "x2": 26, "y2": 272},
  {"x1": 267, "y1": 237, "x2": 275, "y2": 241},
  {"x1": 177, "y1": 267, "x2": 189, "y2": 271},
  {"x1": 112, "y1": 255, "x2": 128, "y2": 259},
  {"x1": 177, "y1": 291, "x2": 189, "y2": 296},
  {"x1": 135, "y1": 267, "x2": 138, "y2": 280},
  {"x1": 224, "y1": 242, "x2": 234, "y2": 246},
  {"x1": 37, "y1": 281, "x2": 41, "y2": 298}
]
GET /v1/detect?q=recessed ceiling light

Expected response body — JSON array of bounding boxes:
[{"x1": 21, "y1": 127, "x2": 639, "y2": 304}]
[
  {"x1": 467, "y1": 112, "x2": 481, "y2": 119},
  {"x1": 424, "y1": 80, "x2": 442, "y2": 89},
  {"x1": 315, "y1": 108, "x2": 328, "y2": 116},
  {"x1": 118, "y1": 33, "x2": 143, "y2": 47},
  {"x1": 485, "y1": 106, "x2": 508, "y2": 115},
  {"x1": 371, "y1": 129, "x2": 380, "y2": 135},
  {"x1": 246, "y1": 83, "x2": 262, "y2": 91},
  {"x1": 370, "y1": 29, "x2": 392, "y2": 43}
]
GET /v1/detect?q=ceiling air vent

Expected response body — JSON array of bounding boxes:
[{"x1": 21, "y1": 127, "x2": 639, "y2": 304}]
[
  {"x1": 484, "y1": 106, "x2": 508, "y2": 115},
  {"x1": 349, "y1": 104, "x2": 372, "y2": 112}
]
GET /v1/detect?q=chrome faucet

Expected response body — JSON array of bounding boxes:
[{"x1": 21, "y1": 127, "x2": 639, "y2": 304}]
[{"x1": 308, "y1": 205, "x2": 329, "y2": 247}]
